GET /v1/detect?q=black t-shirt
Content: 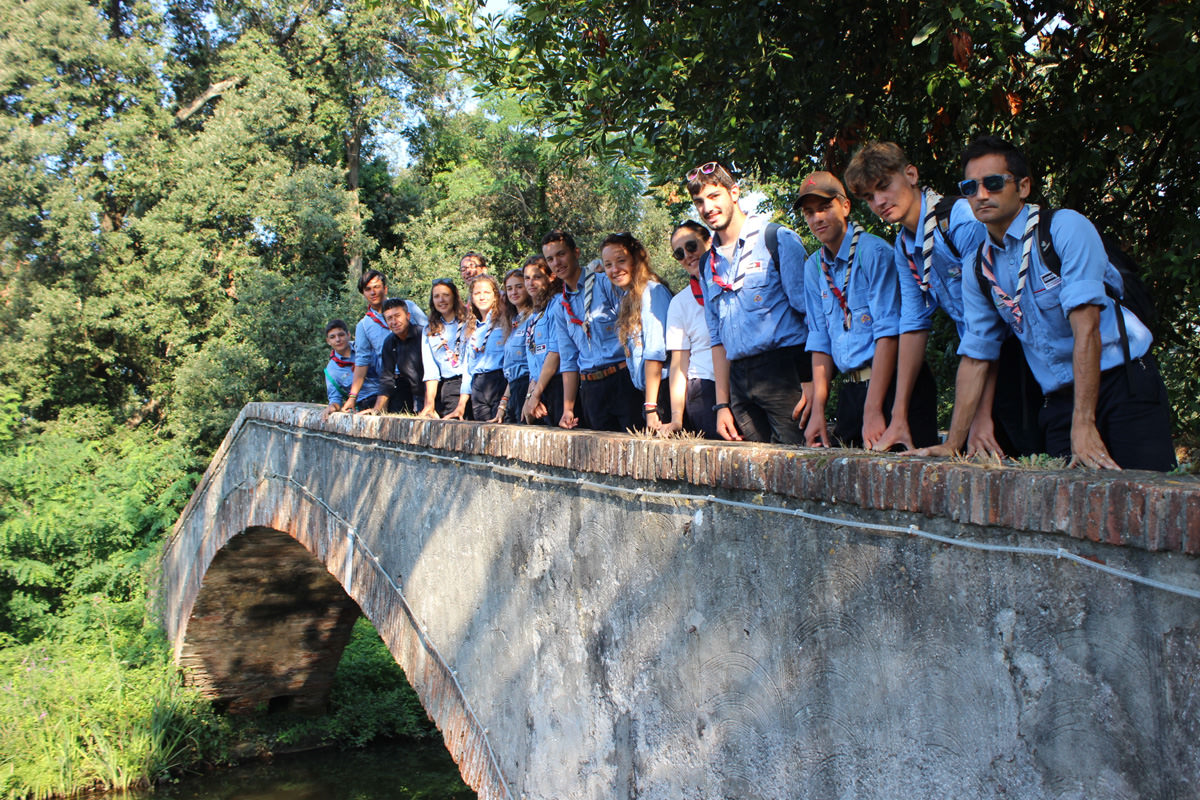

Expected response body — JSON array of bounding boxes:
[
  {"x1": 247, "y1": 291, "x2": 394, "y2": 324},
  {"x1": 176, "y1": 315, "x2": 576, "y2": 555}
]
[{"x1": 380, "y1": 325, "x2": 424, "y2": 413}]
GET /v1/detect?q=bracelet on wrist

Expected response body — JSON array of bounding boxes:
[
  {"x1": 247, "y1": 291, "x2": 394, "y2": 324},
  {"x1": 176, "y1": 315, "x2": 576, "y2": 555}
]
[{"x1": 712, "y1": 402, "x2": 730, "y2": 412}]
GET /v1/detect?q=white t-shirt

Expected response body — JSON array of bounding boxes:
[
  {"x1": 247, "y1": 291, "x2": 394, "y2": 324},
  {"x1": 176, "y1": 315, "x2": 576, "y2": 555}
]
[{"x1": 665, "y1": 287, "x2": 715, "y2": 381}]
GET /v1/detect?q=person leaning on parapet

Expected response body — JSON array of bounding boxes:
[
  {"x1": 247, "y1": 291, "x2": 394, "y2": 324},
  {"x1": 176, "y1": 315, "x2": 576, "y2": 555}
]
[
  {"x1": 541, "y1": 230, "x2": 642, "y2": 432},
  {"x1": 419, "y1": 278, "x2": 475, "y2": 420},
  {"x1": 844, "y1": 140, "x2": 1042, "y2": 458},
  {"x1": 520, "y1": 255, "x2": 567, "y2": 425},
  {"x1": 686, "y1": 161, "x2": 812, "y2": 443},
  {"x1": 360, "y1": 298, "x2": 424, "y2": 416},
  {"x1": 912, "y1": 135, "x2": 1175, "y2": 471},
  {"x1": 321, "y1": 319, "x2": 375, "y2": 418},
  {"x1": 459, "y1": 251, "x2": 489, "y2": 287},
  {"x1": 797, "y1": 171, "x2": 935, "y2": 449},
  {"x1": 342, "y1": 269, "x2": 427, "y2": 413}
]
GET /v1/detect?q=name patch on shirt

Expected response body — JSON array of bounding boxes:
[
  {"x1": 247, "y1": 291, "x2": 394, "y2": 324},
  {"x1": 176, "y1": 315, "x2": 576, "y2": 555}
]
[
  {"x1": 742, "y1": 260, "x2": 766, "y2": 274},
  {"x1": 1035, "y1": 272, "x2": 1062, "y2": 292}
]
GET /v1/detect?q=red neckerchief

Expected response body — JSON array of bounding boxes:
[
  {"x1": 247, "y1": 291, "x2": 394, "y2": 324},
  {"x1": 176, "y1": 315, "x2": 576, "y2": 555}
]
[
  {"x1": 689, "y1": 276, "x2": 705, "y2": 306},
  {"x1": 560, "y1": 283, "x2": 590, "y2": 338},
  {"x1": 366, "y1": 308, "x2": 389, "y2": 331},
  {"x1": 329, "y1": 349, "x2": 353, "y2": 368}
]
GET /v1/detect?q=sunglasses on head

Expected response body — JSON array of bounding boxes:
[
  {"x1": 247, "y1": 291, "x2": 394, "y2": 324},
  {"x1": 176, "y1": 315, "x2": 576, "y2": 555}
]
[
  {"x1": 432, "y1": 278, "x2": 455, "y2": 287},
  {"x1": 673, "y1": 239, "x2": 703, "y2": 261},
  {"x1": 686, "y1": 161, "x2": 734, "y2": 182},
  {"x1": 958, "y1": 173, "x2": 1016, "y2": 197}
]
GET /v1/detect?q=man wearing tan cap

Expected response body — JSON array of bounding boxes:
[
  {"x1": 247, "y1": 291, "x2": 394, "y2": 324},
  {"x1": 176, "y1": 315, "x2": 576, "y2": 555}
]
[{"x1": 797, "y1": 171, "x2": 939, "y2": 449}]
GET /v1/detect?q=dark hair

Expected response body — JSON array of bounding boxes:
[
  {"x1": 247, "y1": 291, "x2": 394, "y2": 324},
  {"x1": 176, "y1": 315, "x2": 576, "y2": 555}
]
[
  {"x1": 381, "y1": 298, "x2": 409, "y2": 314},
  {"x1": 540, "y1": 230, "x2": 577, "y2": 251},
  {"x1": 460, "y1": 251, "x2": 488, "y2": 270},
  {"x1": 960, "y1": 135, "x2": 1030, "y2": 180},
  {"x1": 522, "y1": 255, "x2": 561, "y2": 311},
  {"x1": 357, "y1": 269, "x2": 387, "y2": 294},
  {"x1": 325, "y1": 319, "x2": 348, "y2": 335},
  {"x1": 427, "y1": 278, "x2": 475, "y2": 337},
  {"x1": 844, "y1": 141, "x2": 910, "y2": 197},
  {"x1": 685, "y1": 161, "x2": 737, "y2": 196},
  {"x1": 671, "y1": 220, "x2": 711, "y2": 242}
]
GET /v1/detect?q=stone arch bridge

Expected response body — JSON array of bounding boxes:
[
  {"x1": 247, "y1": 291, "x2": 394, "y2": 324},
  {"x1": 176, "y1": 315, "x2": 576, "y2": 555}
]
[{"x1": 159, "y1": 403, "x2": 1200, "y2": 800}]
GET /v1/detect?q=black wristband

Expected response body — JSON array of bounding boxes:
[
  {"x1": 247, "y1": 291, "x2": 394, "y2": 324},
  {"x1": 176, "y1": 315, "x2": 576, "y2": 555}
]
[{"x1": 713, "y1": 402, "x2": 730, "y2": 412}]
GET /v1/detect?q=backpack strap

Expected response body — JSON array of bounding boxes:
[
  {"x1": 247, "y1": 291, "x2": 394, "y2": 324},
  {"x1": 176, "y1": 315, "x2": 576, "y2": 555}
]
[
  {"x1": 765, "y1": 221, "x2": 780, "y2": 268},
  {"x1": 974, "y1": 241, "x2": 988, "y2": 300}
]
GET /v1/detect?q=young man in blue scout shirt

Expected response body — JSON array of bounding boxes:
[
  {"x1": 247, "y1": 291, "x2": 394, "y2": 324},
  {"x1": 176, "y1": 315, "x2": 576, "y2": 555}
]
[
  {"x1": 687, "y1": 161, "x2": 811, "y2": 444},
  {"x1": 844, "y1": 141, "x2": 1041, "y2": 457},
  {"x1": 915, "y1": 136, "x2": 1174, "y2": 471},
  {"x1": 342, "y1": 269, "x2": 428, "y2": 413},
  {"x1": 540, "y1": 230, "x2": 641, "y2": 432},
  {"x1": 798, "y1": 171, "x2": 938, "y2": 448}
]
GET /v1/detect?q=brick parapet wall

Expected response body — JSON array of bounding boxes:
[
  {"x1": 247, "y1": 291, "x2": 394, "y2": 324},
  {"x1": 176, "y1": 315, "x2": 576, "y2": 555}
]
[{"x1": 236, "y1": 403, "x2": 1200, "y2": 555}]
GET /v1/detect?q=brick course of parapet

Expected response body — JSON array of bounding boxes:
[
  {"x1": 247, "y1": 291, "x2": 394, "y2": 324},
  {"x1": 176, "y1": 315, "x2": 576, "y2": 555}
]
[{"x1": 262, "y1": 403, "x2": 1200, "y2": 555}]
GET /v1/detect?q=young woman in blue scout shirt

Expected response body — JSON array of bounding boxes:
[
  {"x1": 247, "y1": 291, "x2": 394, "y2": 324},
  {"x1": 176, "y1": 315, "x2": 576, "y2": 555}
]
[
  {"x1": 601, "y1": 233, "x2": 673, "y2": 431},
  {"x1": 463, "y1": 274, "x2": 511, "y2": 422},
  {"x1": 521, "y1": 256, "x2": 567, "y2": 425},
  {"x1": 499, "y1": 265, "x2": 535, "y2": 423},
  {"x1": 419, "y1": 279, "x2": 475, "y2": 420}
]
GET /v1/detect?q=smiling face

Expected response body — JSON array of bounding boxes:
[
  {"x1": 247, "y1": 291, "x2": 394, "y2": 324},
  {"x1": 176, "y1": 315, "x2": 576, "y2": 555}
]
[
  {"x1": 431, "y1": 283, "x2": 456, "y2": 319},
  {"x1": 383, "y1": 304, "x2": 410, "y2": 338},
  {"x1": 523, "y1": 264, "x2": 551, "y2": 304},
  {"x1": 541, "y1": 239, "x2": 580, "y2": 286},
  {"x1": 459, "y1": 255, "x2": 485, "y2": 282},
  {"x1": 859, "y1": 165, "x2": 921, "y2": 230},
  {"x1": 964, "y1": 153, "x2": 1030, "y2": 238},
  {"x1": 670, "y1": 228, "x2": 707, "y2": 278},
  {"x1": 601, "y1": 243, "x2": 635, "y2": 290},
  {"x1": 471, "y1": 279, "x2": 497, "y2": 316},
  {"x1": 505, "y1": 274, "x2": 529, "y2": 308},
  {"x1": 690, "y1": 183, "x2": 740, "y2": 233},
  {"x1": 799, "y1": 194, "x2": 852, "y2": 250},
  {"x1": 361, "y1": 275, "x2": 386, "y2": 310},
  {"x1": 325, "y1": 326, "x2": 350, "y2": 355}
]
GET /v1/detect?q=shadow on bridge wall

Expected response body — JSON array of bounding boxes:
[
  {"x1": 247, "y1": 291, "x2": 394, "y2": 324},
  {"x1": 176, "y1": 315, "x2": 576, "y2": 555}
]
[{"x1": 159, "y1": 403, "x2": 1200, "y2": 800}]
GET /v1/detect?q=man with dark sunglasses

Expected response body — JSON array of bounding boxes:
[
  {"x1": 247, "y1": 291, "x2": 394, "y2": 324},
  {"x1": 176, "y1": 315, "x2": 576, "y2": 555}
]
[
  {"x1": 844, "y1": 141, "x2": 1042, "y2": 458},
  {"x1": 914, "y1": 136, "x2": 1174, "y2": 471},
  {"x1": 685, "y1": 161, "x2": 812, "y2": 444}
]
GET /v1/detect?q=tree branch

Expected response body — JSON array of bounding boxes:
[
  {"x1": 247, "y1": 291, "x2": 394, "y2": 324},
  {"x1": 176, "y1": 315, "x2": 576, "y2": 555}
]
[{"x1": 174, "y1": 76, "x2": 242, "y2": 123}]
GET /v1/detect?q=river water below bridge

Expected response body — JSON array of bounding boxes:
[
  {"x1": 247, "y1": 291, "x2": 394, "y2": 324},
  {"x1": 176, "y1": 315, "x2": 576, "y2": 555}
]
[{"x1": 123, "y1": 740, "x2": 475, "y2": 800}]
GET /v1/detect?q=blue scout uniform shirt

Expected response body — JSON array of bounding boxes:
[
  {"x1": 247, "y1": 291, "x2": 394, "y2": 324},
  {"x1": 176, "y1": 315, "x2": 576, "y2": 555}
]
[
  {"x1": 804, "y1": 223, "x2": 901, "y2": 372},
  {"x1": 958, "y1": 205, "x2": 1152, "y2": 394},
  {"x1": 463, "y1": 313, "x2": 507, "y2": 394},
  {"x1": 622, "y1": 281, "x2": 673, "y2": 392},
  {"x1": 701, "y1": 214, "x2": 810, "y2": 361},
  {"x1": 354, "y1": 300, "x2": 428, "y2": 377},
  {"x1": 894, "y1": 196, "x2": 984, "y2": 339},
  {"x1": 525, "y1": 305, "x2": 564, "y2": 379},
  {"x1": 503, "y1": 313, "x2": 532, "y2": 382},
  {"x1": 421, "y1": 318, "x2": 471, "y2": 382},
  {"x1": 324, "y1": 348, "x2": 362, "y2": 404},
  {"x1": 549, "y1": 270, "x2": 625, "y2": 372}
]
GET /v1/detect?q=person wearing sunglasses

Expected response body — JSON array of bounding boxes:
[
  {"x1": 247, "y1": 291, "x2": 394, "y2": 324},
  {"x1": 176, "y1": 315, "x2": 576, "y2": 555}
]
[
  {"x1": 796, "y1": 171, "x2": 933, "y2": 449},
  {"x1": 540, "y1": 229, "x2": 640, "y2": 432},
  {"x1": 686, "y1": 161, "x2": 812, "y2": 444},
  {"x1": 913, "y1": 136, "x2": 1173, "y2": 471},
  {"x1": 657, "y1": 221, "x2": 719, "y2": 438},
  {"x1": 843, "y1": 141, "x2": 1042, "y2": 459},
  {"x1": 340, "y1": 269, "x2": 427, "y2": 413}
]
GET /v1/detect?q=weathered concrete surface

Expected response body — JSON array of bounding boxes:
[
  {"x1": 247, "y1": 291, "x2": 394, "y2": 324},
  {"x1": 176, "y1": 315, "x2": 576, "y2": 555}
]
[{"x1": 161, "y1": 402, "x2": 1200, "y2": 800}]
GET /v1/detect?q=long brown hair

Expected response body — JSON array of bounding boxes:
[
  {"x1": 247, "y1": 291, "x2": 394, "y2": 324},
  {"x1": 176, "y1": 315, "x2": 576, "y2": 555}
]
[
  {"x1": 523, "y1": 254, "x2": 561, "y2": 313},
  {"x1": 500, "y1": 268, "x2": 532, "y2": 342},
  {"x1": 601, "y1": 233, "x2": 668, "y2": 349},
  {"x1": 426, "y1": 278, "x2": 475, "y2": 338}
]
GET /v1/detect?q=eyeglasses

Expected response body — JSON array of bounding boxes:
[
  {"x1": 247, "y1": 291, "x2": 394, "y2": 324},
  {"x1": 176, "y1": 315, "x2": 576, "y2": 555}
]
[
  {"x1": 958, "y1": 173, "x2": 1016, "y2": 197},
  {"x1": 673, "y1": 239, "x2": 703, "y2": 261}
]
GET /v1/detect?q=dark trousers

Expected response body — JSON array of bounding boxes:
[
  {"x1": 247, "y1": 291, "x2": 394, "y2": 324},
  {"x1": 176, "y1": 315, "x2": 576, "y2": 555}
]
[
  {"x1": 540, "y1": 373, "x2": 565, "y2": 427},
  {"x1": 433, "y1": 376, "x2": 470, "y2": 418},
  {"x1": 470, "y1": 369, "x2": 507, "y2": 422},
  {"x1": 504, "y1": 376, "x2": 529, "y2": 424},
  {"x1": 991, "y1": 335, "x2": 1045, "y2": 457},
  {"x1": 685, "y1": 378, "x2": 719, "y2": 439},
  {"x1": 833, "y1": 362, "x2": 939, "y2": 449},
  {"x1": 1041, "y1": 356, "x2": 1175, "y2": 471},
  {"x1": 579, "y1": 363, "x2": 642, "y2": 432},
  {"x1": 730, "y1": 345, "x2": 811, "y2": 444}
]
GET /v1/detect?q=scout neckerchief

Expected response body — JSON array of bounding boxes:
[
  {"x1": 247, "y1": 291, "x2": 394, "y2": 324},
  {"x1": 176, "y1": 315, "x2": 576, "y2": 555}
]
[
  {"x1": 526, "y1": 305, "x2": 547, "y2": 353},
  {"x1": 707, "y1": 231, "x2": 747, "y2": 292},
  {"x1": 820, "y1": 225, "x2": 862, "y2": 331},
  {"x1": 560, "y1": 270, "x2": 595, "y2": 338},
  {"x1": 366, "y1": 308, "x2": 389, "y2": 331},
  {"x1": 471, "y1": 311, "x2": 493, "y2": 354},
  {"x1": 979, "y1": 204, "x2": 1040, "y2": 334},
  {"x1": 433, "y1": 318, "x2": 465, "y2": 369},
  {"x1": 689, "y1": 276, "x2": 705, "y2": 306},
  {"x1": 898, "y1": 188, "x2": 942, "y2": 306},
  {"x1": 329, "y1": 348, "x2": 353, "y2": 368}
]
